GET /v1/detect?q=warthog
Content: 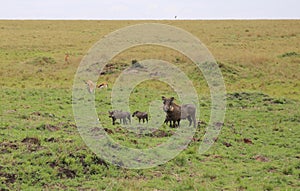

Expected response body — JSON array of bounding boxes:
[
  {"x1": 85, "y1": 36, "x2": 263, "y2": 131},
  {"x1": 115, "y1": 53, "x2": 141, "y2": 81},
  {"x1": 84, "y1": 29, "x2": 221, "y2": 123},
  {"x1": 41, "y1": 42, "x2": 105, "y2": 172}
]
[
  {"x1": 164, "y1": 115, "x2": 179, "y2": 127},
  {"x1": 132, "y1": 111, "x2": 148, "y2": 123},
  {"x1": 108, "y1": 110, "x2": 131, "y2": 125},
  {"x1": 162, "y1": 96, "x2": 196, "y2": 128}
]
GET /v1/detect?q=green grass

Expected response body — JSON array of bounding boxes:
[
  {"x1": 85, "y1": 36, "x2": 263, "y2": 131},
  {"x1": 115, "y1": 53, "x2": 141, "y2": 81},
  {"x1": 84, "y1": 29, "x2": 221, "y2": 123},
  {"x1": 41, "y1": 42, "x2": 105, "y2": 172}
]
[{"x1": 1, "y1": 20, "x2": 300, "y2": 190}]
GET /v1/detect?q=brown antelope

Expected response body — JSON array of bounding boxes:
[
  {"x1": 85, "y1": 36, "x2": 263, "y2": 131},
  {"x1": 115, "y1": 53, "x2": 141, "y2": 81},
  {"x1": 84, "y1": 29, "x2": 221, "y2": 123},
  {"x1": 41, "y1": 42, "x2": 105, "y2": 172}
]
[
  {"x1": 97, "y1": 82, "x2": 108, "y2": 89},
  {"x1": 65, "y1": 53, "x2": 70, "y2": 64},
  {"x1": 84, "y1": 80, "x2": 96, "y2": 94},
  {"x1": 84, "y1": 80, "x2": 109, "y2": 93}
]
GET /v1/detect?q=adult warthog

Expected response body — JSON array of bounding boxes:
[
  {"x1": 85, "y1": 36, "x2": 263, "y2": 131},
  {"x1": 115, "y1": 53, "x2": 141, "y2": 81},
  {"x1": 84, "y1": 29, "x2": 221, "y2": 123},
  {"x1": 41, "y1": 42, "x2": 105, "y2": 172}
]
[
  {"x1": 108, "y1": 110, "x2": 131, "y2": 125},
  {"x1": 162, "y1": 96, "x2": 196, "y2": 128}
]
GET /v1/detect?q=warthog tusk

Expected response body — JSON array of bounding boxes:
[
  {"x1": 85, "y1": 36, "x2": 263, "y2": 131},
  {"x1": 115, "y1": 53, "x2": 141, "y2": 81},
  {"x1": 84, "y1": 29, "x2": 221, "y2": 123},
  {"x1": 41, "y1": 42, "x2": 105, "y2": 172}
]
[{"x1": 170, "y1": 106, "x2": 174, "y2": 111}]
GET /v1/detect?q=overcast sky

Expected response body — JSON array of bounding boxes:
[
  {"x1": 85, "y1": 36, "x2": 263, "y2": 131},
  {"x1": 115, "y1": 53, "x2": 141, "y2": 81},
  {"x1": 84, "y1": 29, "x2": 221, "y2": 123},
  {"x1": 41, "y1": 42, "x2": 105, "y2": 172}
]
[{"x1": 0, "y1": 0, "x2": 299, "y2": 20}]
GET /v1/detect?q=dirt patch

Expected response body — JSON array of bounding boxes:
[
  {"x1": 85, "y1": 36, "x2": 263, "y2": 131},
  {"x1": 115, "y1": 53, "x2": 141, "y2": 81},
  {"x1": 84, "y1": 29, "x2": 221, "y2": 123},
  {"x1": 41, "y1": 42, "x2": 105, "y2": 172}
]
[
  {"x1": 243, "y1": 138, "x2": 253, "y2": 144},
  {"x1": 227, "y1": 92, "x2": 268, "y2": 100},
  {"x1": 223, "y1": 142, "x2": 232, "y2": 147},
  {"x1": 214, "y1": 122, "x2": 224, "y2": 128},
  {"x1": 43, "y1": 183, "x2": 68, "y2": 190},
  {"x1": 90, "y1": 127, "x2": 114, "y2": 134},
  {"x1": 0, "y1": 141, "x2": 18, "y2": 154},
  {"x1": 226, "y1": 92, "x2": 292, "y2": 108},
  {"x1": 253, "y1": 155, "x2": 269, "y2": 162},
  {"x1": 66, "y1": 123, "x2": 77, "y2": 129},
  {"x1": 197, "y1": 120, "x2": 207, "y2": 128},
  {"x1": 104, "y1": 128, "x2": 114, "y2": 134},
  {"x1": 150, "y1": 130, "x2": 168, "y2": 137},
  {"x1": 37, "y1": 124, "x2": 60, "y2": 131},
  {"x1": 77, "y1": 153, "x2": 109, "y2": 170},
  {"x1": 44, "y1": 137, "x2": 59, "y2": 142},
  {"x1": 45, "y1": 124, "x2": 60, "y2": 131},
  {"x1": 57, "y1": 122, "x2": 77, "y2": 129},
  {"x1": 48, "y1": 161, "x2": 58, "y2": 169},
  {"x1": 212, "y1": 137, "x2": 219, "y2": 142},
  {"x1": 212, "y1": 155, "x2": 222, "y2": 159},
  {"x1": 0, "y1": 171, "x2": 17, "y2": 184},
  {"x1": 218, "y1": 61, "x2": 240, "y2": 75},
  {"x1": 130, "y1": 139, "x2": 138, "y2": 144},
  {"x1": 99, "y1": 62, "x2": 129, "y2": 75},
  {"x1": 6, "y1": 109, "x2": 17, "y2": 114},
  {"x1": 58, "y1": 167, "x2": 76, "y2": 179},
  {"x1": 31, "y1": 111, "x2": 42, "y2": 116},
  {"x1": 146, "y1": 130, "x2": 171, "y2": 137},
  {"x1": 90, "y1": 127, "x2": 101, "y2": 133},
  {"x1": 25, "y1": 56, "x2": 56, "y2": 66},
  {"x1": 227, "y1": 92, "x2": 272, "y2": 103},
  {"x1": 93, "y1": 157, "x2": 109, "y2": 168},
  {"x1": 21, "y1": 137, "x2": 40, "y2": 145},
  {"x1": 192, "y1": 137, "x2": 201, "y2": 142},
  {"x1": 115, "y1": 127, "x2": 122, "y2": 133},
  {"x1": 21, "y1": 137, "x2": 41, "y2": 152}
]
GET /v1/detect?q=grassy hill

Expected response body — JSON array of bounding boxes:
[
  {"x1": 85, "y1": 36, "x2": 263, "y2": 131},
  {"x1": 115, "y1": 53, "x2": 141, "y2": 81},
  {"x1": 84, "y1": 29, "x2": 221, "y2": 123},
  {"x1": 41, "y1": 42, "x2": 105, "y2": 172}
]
[{"x1": 0, "y1": 20, "x2": 299, "y2": 190}]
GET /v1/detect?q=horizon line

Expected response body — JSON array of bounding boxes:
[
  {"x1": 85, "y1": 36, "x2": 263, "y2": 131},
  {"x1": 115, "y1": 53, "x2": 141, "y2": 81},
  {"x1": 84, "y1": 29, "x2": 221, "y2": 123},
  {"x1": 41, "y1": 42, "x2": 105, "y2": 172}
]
[{"x1": 0, "y1": 17, "x2": 299, "y2": 21}]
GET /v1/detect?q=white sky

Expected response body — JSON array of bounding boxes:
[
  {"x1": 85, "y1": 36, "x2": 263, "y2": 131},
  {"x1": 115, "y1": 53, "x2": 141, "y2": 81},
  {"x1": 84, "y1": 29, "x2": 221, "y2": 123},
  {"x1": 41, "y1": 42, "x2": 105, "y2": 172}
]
[{"x1": 0, "y1": 0, "x2": 299, "y2": 20}]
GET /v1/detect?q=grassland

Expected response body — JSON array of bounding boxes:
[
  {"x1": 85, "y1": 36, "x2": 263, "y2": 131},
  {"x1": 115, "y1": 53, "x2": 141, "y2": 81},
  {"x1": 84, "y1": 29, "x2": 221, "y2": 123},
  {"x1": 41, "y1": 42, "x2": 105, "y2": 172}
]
[{"x1": 0, "y1": 20, "x2": 300, "y2": 190}]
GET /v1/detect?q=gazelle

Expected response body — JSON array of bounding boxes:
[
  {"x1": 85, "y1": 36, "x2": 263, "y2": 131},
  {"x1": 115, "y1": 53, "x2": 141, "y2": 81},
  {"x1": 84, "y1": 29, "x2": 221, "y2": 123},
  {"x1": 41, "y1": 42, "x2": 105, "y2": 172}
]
[
  {"x1": 97, "y1": 82, "x2": 108, "y2": 89},
  {"x1": 84, "y1": 80, "x2": 96, "y2": 93},
  {"x1": 84, "y1": 80, "x2": 108, "y2": 93}
]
